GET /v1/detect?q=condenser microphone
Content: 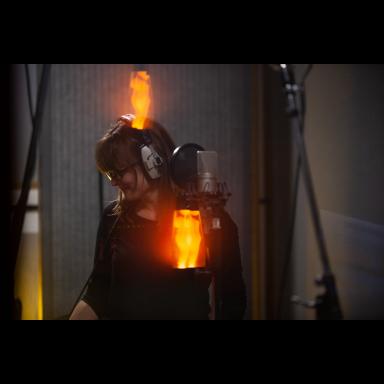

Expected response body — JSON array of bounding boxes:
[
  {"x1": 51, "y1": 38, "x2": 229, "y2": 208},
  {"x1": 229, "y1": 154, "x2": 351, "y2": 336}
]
[{"x1": 197, "y1": 151, "x2": 218, "y2": 194}]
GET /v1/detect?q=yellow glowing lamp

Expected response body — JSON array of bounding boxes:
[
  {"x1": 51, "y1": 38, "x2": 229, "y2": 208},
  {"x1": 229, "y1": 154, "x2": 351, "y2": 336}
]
[
  {"x1": 172, "y1": 210, "x2": 206, "y2": 269},
  {"x1": 130, "y1": 71, "x2": 151, "y2": 130}
]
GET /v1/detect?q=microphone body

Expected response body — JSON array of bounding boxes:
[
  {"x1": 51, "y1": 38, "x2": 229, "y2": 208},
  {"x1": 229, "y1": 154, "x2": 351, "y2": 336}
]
[
  {"x1": 197, "y1": 151, "x2": 224, "y2": 232},
  {"x1": 197, "y1": 151, "x2": 218, "y2": 194},
  {"x1": 196, "y1": 151, "x2": 224, "y2": 319},
  {"x1": 170, "y1": 145, "x2": 231, "y2": 232}
]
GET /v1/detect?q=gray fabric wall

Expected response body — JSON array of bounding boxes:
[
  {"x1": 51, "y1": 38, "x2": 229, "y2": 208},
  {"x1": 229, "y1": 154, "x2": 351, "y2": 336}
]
[{"x1": 40, "y1": 64, "x2": 254, "y2": 319}]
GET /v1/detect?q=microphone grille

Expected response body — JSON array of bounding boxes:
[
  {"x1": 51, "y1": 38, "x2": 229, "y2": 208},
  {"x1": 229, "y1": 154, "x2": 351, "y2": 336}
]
[{"x1": 197, "y1": 151, "x2": 218, "y2": 176}]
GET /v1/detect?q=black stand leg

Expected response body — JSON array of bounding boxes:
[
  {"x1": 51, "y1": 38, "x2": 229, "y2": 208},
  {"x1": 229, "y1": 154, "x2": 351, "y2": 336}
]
[{"x1": 277, "y1": 64, "x2": 343, "y2": 320}]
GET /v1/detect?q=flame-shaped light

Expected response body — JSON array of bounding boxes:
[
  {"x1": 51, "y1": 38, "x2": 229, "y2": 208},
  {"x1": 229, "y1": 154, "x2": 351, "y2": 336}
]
[
  {"x1": 130, "y1": 71, "x2": 151, "y2": 130},
  {"x1": 172, "y1": 210, "x2": 205, "y2": 269}
]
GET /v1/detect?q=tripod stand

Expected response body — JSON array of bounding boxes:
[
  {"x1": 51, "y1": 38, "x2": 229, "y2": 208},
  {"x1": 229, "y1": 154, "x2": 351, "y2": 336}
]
[{"x1": 276, "y1": 64, "x2": 343, "y2": 320}]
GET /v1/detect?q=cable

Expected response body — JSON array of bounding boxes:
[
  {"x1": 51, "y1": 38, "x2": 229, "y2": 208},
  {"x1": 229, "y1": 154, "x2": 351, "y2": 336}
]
[
  {"x1": 10, "y1": 64, "x2": 52, "y2": 293},
  {"x1": 301, "y1": 64, "x2": 313, "y2": 86},
  {"x1": 24, "y1": 64, "x2": 35, "y2": 124}
]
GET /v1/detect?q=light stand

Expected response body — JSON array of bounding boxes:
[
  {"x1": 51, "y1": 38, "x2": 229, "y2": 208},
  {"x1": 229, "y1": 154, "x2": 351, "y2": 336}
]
[{"x1": 277, "y1": 64, "x2": 343, "y2": 320}]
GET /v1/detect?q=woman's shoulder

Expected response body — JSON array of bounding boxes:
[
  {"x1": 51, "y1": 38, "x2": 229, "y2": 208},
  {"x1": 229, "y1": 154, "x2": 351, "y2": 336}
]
[
  {"x1": 101, "y1": 201, "x2": 138, "y2": 226},
  {"x1": 219, "y1": 209, "x2": 238, "y2": 233},
  {"x1": 103, "y1": 201, "x2": 118, "y2": 217},
  {"x1": 100, "y1": 201, "x2": 119, "y2": 228}
]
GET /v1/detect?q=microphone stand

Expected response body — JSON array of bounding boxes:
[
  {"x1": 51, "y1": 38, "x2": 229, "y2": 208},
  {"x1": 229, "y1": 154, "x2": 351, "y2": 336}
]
[
  {"x1": 277, "y1": 64, "x2": 343, "y2": 320},
  {"x1": 180, "y1": 184, "x2": 230, "y2": 320},
  {"x1": 201, "y1": 183, "x2": 232, "y2": 320}
]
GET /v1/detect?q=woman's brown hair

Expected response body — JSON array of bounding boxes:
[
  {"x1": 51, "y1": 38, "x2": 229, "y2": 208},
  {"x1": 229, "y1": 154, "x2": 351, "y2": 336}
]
[{"x1": 95, "y1": 115, "x2": 177, "y2": 220}]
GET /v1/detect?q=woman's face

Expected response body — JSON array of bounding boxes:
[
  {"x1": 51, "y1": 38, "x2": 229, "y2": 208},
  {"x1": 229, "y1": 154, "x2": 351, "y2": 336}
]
[{"x1": 109, "y1": 162, "x2": 151, "y2": 202}]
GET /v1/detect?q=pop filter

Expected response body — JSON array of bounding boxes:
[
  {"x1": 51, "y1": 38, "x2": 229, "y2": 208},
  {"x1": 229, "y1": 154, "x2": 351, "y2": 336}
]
[{"x1": 170, "y1": 143, "x2": 205, "y2": 190}]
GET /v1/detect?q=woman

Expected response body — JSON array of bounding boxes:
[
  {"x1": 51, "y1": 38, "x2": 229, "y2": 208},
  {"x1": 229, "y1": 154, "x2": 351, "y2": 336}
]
[{"x1": 70, "y1": 115, "x2": 246, "y2": 320}]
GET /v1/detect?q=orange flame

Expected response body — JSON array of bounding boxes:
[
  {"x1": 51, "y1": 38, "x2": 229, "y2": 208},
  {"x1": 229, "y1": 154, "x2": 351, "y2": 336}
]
[
  {"x1": 130, "y1": 71, "x2": 151, "y2": 130},
  {"x1": 172, "y1": 210, "x2": 206, "y2": 269}
]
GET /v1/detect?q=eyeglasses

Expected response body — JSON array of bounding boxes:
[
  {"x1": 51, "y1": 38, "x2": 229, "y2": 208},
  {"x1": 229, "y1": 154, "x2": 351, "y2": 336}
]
[{"x1": 105, "y1": 162, "x2": 139, "y2": 182}]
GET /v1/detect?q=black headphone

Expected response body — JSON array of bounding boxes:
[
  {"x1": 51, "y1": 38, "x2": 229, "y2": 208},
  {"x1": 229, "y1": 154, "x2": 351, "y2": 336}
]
[{"x1": 117, "y1": 115, "x2": 164, "y2": 180}]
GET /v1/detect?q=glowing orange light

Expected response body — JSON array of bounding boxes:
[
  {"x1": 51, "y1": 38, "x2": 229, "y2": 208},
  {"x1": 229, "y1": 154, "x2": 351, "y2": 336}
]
[
  {"x1": 130, "y1": 71, "x2": 151, "y2": 130},
  {"x1": 172, "y1": 210, "x2": 206, "y2": 269}
]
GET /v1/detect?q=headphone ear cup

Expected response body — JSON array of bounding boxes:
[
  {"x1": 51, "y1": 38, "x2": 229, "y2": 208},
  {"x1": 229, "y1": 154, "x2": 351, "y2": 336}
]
[{"x1": 140, "y1": 145, "x2": 163, "y2": 179}]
